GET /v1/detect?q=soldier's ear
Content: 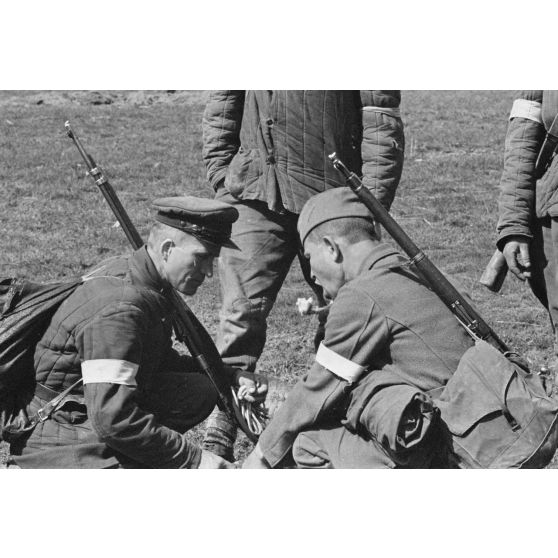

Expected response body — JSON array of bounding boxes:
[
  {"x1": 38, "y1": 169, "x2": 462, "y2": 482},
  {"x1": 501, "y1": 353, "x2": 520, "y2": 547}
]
[
  {"x1": 160, "y1": 239, "x2": 174, "y2": 262},
  {"x1": 323, "y1": 236, "x2": 342, "y2": 263}
]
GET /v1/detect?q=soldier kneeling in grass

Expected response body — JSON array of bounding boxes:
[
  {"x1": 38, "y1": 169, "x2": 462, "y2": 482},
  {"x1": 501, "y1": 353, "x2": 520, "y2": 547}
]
[
  {"x1": 243, "y1": 187, "x2": 474, "y2": 469},
  {"x1": 7, "y1": 196, "x2": 267, "y2": 469}
]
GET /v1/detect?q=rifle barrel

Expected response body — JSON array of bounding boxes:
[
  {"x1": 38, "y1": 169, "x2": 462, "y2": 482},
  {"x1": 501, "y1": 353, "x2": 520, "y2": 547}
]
[
  {"x1": 328, "y1": 153, "x2": 510, "y2": 354},
  {"x1": 65, "y1": 122, "x2": 144, "y2": 249}
]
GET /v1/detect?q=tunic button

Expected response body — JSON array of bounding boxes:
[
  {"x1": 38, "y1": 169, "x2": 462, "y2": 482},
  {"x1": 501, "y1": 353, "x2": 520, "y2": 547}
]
[
  {"x1": 266, "y1": 155, "x2": 275, "y2": 164},
  {"x1": 266, "y1": 118, "x2": 274, "y2": 126}
]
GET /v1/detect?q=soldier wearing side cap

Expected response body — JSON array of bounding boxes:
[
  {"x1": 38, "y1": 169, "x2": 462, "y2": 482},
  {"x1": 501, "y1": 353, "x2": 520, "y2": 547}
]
[
  {"x1": 8, "y1": 196, "x2": 267, "y2": 469},
  {"x1": 242, "y1": 188, "x2": 473, "y2": 469},
  {"x1": 496, "y1": 91, "x2": 558, "y2": 355}
]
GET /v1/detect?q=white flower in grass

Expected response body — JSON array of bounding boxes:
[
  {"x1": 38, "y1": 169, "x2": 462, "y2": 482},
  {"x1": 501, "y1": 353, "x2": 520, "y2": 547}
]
[{"x1": 296, "y1": 297, "x2": 314, "y2": 316}]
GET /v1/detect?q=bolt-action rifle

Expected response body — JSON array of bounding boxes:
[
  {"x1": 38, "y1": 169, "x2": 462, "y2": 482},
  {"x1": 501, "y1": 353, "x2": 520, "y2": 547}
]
[
  {"x1": 65, "y1": 121, "x2": 261, "y2": 442},
  {"x1": 329, "y1": 153, "x2": 512, "y2": 356}
]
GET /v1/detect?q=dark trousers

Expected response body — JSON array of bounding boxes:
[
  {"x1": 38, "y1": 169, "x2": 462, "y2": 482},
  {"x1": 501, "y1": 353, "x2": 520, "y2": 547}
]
[
  {"x1": 214, "y1": 191, "x2": 324, "y2": 372},
  {"x1": 203, "y1": 191, "x2": 325, "y2": 457},
  {"x1": 529, "y1": 217, "x2": 558, "y2": 354},
  {"x1": 11, "y1": 372, "x2": 215, "y2": 468}
]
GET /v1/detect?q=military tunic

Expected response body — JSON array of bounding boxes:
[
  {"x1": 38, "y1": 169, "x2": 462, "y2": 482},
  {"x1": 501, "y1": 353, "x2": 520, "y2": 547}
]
[
  {"x1": 258, "y1": 244, "x2": 474, "y2": 468},
  {"x1": 12, "y1": 247, "x2": 217, "y2": 468}
]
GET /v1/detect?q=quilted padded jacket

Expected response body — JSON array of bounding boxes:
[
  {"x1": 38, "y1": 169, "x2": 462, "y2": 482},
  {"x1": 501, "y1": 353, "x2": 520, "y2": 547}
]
[
  {"x1": 497, "y1": 90, "x2": 558, "y2": 248},
  {"x1": 16, "y1": 247, "x2": 204, "y2": 468},
  {"x1": 202, "y1": 90, "x2": 404, "y2": 214}
]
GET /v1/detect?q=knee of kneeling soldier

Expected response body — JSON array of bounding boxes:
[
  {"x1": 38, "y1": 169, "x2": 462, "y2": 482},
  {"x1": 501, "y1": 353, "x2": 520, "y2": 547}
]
[
  {"x1": 145, "y1": 373, "x2": 219, "y2": 432},
  {"x1": 292, "y1": 431, "x2": 331, "y2": 469}
]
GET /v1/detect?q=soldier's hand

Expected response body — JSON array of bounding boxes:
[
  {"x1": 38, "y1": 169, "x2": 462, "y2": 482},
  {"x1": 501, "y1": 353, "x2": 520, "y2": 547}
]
[
  {"x1": 234, "y1": 370, "x2": 268, "y2": 403},
  {"x1": 502, "y1": 236, "x2": 532, "y2": 281},
  {"x1": 198, "y1": 449, "x2": 236, "y2": 469}
]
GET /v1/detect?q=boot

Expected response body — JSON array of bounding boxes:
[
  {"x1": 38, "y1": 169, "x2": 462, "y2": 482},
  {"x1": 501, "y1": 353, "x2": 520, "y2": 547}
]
[{"x1": 202, "y1": 409, "x2": 237, "y2": 462}]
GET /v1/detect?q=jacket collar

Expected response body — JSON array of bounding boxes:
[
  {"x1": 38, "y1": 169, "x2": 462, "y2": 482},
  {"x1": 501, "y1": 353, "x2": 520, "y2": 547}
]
[
  {"x1": 128, "y1": 245, "x2": 169, "y2": 295},
  {"x1": 355, "y1": 243, "x2": 403, "y2": 276}
]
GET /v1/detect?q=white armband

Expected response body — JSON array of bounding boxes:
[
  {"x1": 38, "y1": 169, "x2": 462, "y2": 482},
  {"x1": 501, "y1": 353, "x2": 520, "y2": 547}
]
[
  {"x1": 82, "y1": 359, "x2": 139, "y2": 386},
  {"x1": 315, "y1": 343, "x2": 365, "y2": 384},
  {"x1": 509, "y1": 99, "x2": 542, "y2": 124}
]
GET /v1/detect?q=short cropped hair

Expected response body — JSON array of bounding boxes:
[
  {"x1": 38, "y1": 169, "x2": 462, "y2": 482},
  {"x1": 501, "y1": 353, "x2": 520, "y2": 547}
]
[
  {"x1": 305, "y1": 217, "x2": 377, "y2": 245},
  {"x1": 147, "y1": 221, "x2": 192, "y2": 250}
]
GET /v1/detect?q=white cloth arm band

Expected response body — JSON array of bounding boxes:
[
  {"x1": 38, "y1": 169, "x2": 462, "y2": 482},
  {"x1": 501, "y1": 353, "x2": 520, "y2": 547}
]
[
  {"x1": 82, "y1": 359, "x2": 139, "y2": 386},
  {"x1": 509, "y1": 99, "x2": 542, "y2": 124},
  {"x1": 315, "y1": 343, "x2": 366, "y2": 384}
]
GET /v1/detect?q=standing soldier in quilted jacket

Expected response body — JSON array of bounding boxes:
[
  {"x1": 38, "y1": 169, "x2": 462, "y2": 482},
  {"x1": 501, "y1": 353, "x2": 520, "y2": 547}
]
[
  {"x1": 7, "y1": 196, "x2": 267, "y2": 469},
  {"x1": 201, "y1": 90, "x2": 405, "y2": 458},
  {"x1": 497, "y1": 90, "x2": 558, "y2": 353}
]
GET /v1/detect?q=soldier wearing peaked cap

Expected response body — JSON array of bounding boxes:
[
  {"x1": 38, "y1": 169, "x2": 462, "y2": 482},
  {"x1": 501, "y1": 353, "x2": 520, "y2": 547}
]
[
  {"x1": 243, "y1": 188, "x2": 473, "y2": 469},
  {"x1": 8, "y1": 196, "x2": 267, "y2": 469},
  {"x1": 152, "y1": 196, "x2": 240, "y2": 250}
]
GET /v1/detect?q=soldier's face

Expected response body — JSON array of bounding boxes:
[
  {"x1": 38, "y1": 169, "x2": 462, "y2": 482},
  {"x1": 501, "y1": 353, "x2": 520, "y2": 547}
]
[
  {"x1": 304, "y1": 237, "x2": 344, "y2": 300},
  {"x1": 162, "y1": 235, "x2": 217, "y2": 295}
]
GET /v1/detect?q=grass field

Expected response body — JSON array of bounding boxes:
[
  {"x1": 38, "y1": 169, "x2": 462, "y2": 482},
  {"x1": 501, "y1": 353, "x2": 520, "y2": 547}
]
[{"x1": 1, "y1": 90, "x2": 555, "y2": 467}]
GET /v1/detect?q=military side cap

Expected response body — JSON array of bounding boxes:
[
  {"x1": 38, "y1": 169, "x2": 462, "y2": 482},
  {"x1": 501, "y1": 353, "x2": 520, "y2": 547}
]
[
  {"x1": 298, "y1": 187, "x2": 374, "y2": 245},
  {"x1": 152, "y1": 196, "x2": 239, "y2": 249}
]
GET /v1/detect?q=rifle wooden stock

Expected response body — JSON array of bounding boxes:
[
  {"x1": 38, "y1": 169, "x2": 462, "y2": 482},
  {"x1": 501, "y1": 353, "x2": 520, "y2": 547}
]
[
  {"x1": 65, "y1": 121, "x2": 258, "y2": 442},
  {"x1": 479, "y1": 249, "x2": 508, "y2": 293},
  {"x1": 328, "y1": 153, "x2": 511, "y2": 355}
]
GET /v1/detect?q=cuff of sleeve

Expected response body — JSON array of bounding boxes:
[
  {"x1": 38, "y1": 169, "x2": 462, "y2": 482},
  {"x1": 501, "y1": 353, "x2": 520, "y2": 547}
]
[
  {"x1": 253, "y1": 443, "x2": 271, "y2": 466},
  {"x1": 222, "y1": 365, "x2": 238, "y2": 383},
  {"x1": 360, "y1": 183, "x2": 393, "y2": 211},
  {"x1": 362, "y1": 106, "x2": 401, "y2": 119},
  {"x1": 258, "y1": 433, "x2": 291, "y2": 469},
  {"x1": 210, "y1": 171, "x2": 227, "y2": 192},
  {"x1": 496, "y1": 230, "x2": 533, "y2": 251}
]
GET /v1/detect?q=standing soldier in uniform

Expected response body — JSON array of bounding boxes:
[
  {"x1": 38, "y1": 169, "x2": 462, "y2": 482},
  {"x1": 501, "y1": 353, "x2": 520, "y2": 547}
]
[
  {"x1": 496, "y1": 90, "x2": 558, "y2": 354},
  {"x1": 201, "y1": 90, "x2": 405, "y2": 459},
  {"x1": 242, "y1": 187, "x2": 473, "y2": 468},
  {"x1": 8, "y1": 196, "x2": 267, "y2": 469}
]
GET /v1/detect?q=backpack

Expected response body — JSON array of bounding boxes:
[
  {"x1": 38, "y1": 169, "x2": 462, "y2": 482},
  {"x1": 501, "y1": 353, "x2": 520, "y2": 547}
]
[
  {"x1": 434, "y1": 340, "x2": 558, "y2": 468},
  {"x1": 0, "y1": 277, "x2": 82, "y2": 436}
]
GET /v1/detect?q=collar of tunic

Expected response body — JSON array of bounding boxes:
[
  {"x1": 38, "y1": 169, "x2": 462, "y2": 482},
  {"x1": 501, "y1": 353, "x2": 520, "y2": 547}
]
[{"x1": 128, "y1": 245, "x2": 168, "y2": 295}]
